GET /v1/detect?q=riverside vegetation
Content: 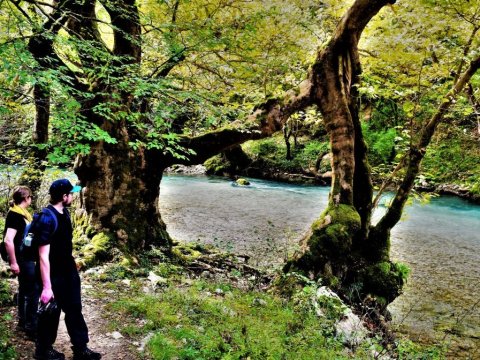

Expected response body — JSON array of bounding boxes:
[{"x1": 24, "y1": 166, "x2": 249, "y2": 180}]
[
  {"x1": 1, "y1": 239, "x2": 445, "y2": 360},
  {"x1": 0, "y1": 180, "x2": 443, "y2": 358},
  {"x1": 1, "y1": 0, "x2": 480, "y2": 358}
]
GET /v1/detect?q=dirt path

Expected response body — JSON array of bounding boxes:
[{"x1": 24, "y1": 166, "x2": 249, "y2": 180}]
[{"x1": 4, "y1": 277, "x2": 143, "y2": 360}]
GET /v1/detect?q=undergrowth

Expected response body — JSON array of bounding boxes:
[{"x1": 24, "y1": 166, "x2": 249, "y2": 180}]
[
  {"x1": 0, "y1": 279, "x2": 15, "y2": 360},
  {"x1": 99, "y1": 255, "x2": 445, "y2": 360},
  {"x1": 108, "y1": 277, "x2": 354, "y2": 360}
]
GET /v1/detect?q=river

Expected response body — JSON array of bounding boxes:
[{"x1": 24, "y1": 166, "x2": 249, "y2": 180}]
[{"x1": 159, "y1": 174, "x2": 480, "y2": 358}]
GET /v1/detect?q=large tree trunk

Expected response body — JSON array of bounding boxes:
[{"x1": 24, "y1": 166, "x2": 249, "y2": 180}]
[
  {"x1": 285, "y1": 0, "x2": 480, "y2": 306},
  {"x1": 285, "y1": 0, "x2": 401, "y2": 304},
  {"x1": 19, "y1": 82, "x2": 50, "y2": 198},
  {"x1": 74, "y1": 139, "x2": 171, "y2": 252}
]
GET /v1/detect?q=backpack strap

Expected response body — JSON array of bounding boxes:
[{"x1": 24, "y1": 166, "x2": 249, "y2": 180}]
[{"x1": 42, "y1": 207, "x2": 58, "y2": 234}]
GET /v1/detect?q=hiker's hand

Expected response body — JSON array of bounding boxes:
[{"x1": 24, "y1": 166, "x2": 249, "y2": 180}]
[
  {"x1": 40, "y1": 288, "x2": 54, "y2": 304},
  {"x1": 9, "y1": 262, "x2": 20, "y2": 275}
]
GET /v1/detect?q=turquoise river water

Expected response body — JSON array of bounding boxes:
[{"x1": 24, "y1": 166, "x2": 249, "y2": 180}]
[{"x1": 160, "y1": 174, "x2": 480, "y2": 358}]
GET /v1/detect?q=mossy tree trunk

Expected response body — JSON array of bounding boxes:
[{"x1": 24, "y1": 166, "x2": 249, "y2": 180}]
[
  {"x1": 23, "y1": 0, "x2": 312, "y2": 254},
  {"x1": 285, "y1": 0, "x2": 404, "y2": 304},
  {"x1": 19, "y1": 69, "x2": 51, "y2": 197},
  {"x1": 286, "y1": 0, "x2": 480, "y2": 305},
  {"x1": 74, "y1": 136, "x2": 172, "y2": 252}
]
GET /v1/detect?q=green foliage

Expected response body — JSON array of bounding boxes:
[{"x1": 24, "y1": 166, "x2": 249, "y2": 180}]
[
  {"x1": 361, "y1": 122, "x2": 397, "y2": 165},
  {"x1": 0, "y1": 0, "x2": 326, "y2": 164},
  {"x1": 394, "y1": 262, "x2": 411, "y2": 283},
  {"x1": 204, "y1": 155, "x2": 231, "y2": 175},
  {"x1": 0, "y1": 281, "x2": 15, "y2": 359},
  {"x1": 110, "y1": 279, "x2": 353, "y2": 360},
  {"x1": 245, "y1": 138, "x2": 280, "y2": 158},
  {"x1": 0, "y1": 314, "x2": 16, "y2": 360},
  {"x1": 316, "y1": 295, "x2": 347, "y2": 321},
  {"x1": 396, "y1": 339, "x2": 446, "y2": 360},
  {"x1": 422, "y1": 126, "x2": 480, "y2": 188},
  {"x1": 102, "y1": 266, "x2": 442, "y2": 359},
  {"x1": 0, "y1": 150, "x2": 32, "y2": 214},
  {"x1": 298, "y1": 141, "x2": 329, "y2": 167},
  {"x1": 242, "y1": 136, "x2": 329, "y2": 173},
  {"x1": 0, "y1": 280, "x2": 11, "y2": 307}
]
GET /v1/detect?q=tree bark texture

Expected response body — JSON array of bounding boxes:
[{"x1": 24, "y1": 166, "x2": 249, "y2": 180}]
[
  {"x1": 285, "y1": 0, "x2": 403, "y2": 303},
  {"x1": 19, "y1": 82, "x2": 50, "y2": 197}
]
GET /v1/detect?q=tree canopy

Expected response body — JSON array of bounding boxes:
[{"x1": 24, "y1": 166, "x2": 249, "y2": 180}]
[{"x1": 1, "y1": 0, "x2": 479, "y2": 305}]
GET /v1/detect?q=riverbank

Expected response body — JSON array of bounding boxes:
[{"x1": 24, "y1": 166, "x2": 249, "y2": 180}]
[
  {"x1": 167, "y1": 163, "x2": 480, "y2": 205},
  {"x1": 0, "y1": 244, "x2": 443, "y2": 359},
  {"x1": 158, "y1": 174, "x2": 480, "y2": 358}
]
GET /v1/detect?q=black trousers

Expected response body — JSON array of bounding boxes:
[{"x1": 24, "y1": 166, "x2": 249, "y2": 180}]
[
  {"x1": 18, "y1": 260, "x2": 40, "y2": 331},
  {"x1": 36, "y1": 265, "x2": 89, "y2": 350}
]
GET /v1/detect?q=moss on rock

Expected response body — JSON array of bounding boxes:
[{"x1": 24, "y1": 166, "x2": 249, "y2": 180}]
[
  {"x1": 172, "y1": 243, "x2": 203, "y2": 263},
  {"x1": 308, "y1": 204, "x2": 361, "y2": 259},
  {"x1": 359, "y1": 261, "x2": 409, "y2": 304},
  {"x1": 235, "y1": 178, "x2": 250, "y2": 186},
  {"x1": 77, "y1": 232, "x2": 113, "y2": 269},
  {"x1": 204, "y1": 155, "x2": 231, "y2": 175}
]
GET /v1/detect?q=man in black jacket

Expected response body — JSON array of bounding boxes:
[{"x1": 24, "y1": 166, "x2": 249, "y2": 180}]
[{"x1": 35, "y1": 179, "x2": 101, "y2": 360}]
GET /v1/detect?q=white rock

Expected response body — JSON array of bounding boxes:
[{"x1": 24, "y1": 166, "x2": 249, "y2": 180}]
[
  {"x1": 252, "y1": 298, "x2": 267, "y2": 307},
  {"x1": 110, "y1": 331, "x2": 124, "y2": 340},
  {"x1": 148, "y1": 271, "x2": 167, "y2": 288},
  {"x1": 316, "y1": 286, "x2": 341, "y2": 300},
  {"x1": 137, "y1": 332, "x2": 155, "y2": 352},
  {"x1": 335, "y1": 309, "x2": 368, "y2": 348},
  {"x1": 215, "y1": 288, "x2": 224, "y2": 295},
  {"x1": 315, "y1": 286, "x2": 369, "y2": 348}
]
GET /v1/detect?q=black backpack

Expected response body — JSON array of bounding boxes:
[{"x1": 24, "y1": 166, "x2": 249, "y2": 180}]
[{"x1": 20, "y1": 207, "x2": 58, "y2": 254}]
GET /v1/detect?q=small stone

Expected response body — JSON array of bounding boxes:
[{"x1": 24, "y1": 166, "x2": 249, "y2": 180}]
[
  {"x1": 335, "y1": 309, "x2": 368, "y2": 347},
  {"x1": 215, "y1": 288, "x2": 224, "y2": 295},
  {"x1": 148, "y1": 271, "x2": 167, "y2": 288},
  {"x1": 252, "y1": 298, "x2": 267, "y2": 307},
  {"x1": 182, "y1": 278, "x2": 193, "y2": 285},
  {"x1": 137, "y1": 333, "x2": 155, "y2": 352},
  {"x1": 110, "y1": 331, "x2": 124, "y2": 340},
  {"x1": 121, "y1": 279, "x2": 131, "y2": 286}
]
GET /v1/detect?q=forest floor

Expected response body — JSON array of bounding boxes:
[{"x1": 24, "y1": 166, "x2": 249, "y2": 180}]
[
  {"x1": 1, "y1": 247, "x2": 446, "y2": 360},
  {"x1": 3, "y1": 276, "x2": 144, "y2": 360}
]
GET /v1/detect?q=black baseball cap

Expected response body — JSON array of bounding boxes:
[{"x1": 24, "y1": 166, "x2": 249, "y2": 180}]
[{"x1": 49, "y1": 179, "x2": 81, "y2": 196}]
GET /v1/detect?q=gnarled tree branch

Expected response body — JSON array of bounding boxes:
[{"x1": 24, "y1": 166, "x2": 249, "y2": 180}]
[{"x1": 374, "y1": 55, "x2": 480, "y2": 233}]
